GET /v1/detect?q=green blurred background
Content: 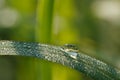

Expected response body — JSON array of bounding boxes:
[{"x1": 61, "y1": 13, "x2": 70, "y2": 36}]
[{"x1": 0, "y1": 0, "x2": 120, "y2": 80}]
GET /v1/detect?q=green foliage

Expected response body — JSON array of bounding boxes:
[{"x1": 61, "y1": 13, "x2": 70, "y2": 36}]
[
  {"x1": 0, "y1": 0, "x2": 120, "y2": 80},
  {"x1": 0, "y1": 41, "x2": 120, "y2": 80}
]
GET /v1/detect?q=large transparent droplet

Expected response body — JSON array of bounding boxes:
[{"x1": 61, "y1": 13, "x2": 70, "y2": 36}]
[{"x1": 61, "y1": 44, "x2": 79, "y2": 59}]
